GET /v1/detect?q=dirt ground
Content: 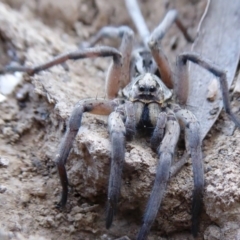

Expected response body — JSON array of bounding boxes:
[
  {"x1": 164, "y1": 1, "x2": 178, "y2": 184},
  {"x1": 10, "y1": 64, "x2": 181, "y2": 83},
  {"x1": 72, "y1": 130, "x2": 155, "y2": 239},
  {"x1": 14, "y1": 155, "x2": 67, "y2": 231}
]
[{"x1": 1, "y1": 0, "x2": 240, "y2": 239}]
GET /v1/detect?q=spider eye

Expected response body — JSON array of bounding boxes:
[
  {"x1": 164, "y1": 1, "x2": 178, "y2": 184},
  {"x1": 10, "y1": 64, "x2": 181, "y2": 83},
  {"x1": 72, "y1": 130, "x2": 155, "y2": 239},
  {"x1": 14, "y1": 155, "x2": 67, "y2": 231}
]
[
  {"x1": 150, "y1": 86, "x2": 156, "y2": 92},
  {"x1": 139, "y1": 85, "x2": 145, "y2": 92}
]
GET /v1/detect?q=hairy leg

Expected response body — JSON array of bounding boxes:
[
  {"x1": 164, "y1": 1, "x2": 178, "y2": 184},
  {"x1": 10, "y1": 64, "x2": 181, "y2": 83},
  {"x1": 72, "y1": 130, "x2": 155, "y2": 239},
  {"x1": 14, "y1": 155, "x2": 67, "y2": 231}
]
[
  {"x1": 1, "y1": 46, "x2": 121, "y2": 75},
  {"x1": 148, "y1": 10, "x2": 193, "y2": 89},
  {"x1": 82, "y1": 26, "x2": 134, "y2": 90},
  {"x1": 174, "y1": 105, "x2": 204, "y2": 237},
  {"x1": 106, "y1": 108, "x2": 126, "y2": 228},
  {"x1": 150, "y1": 109, "x2": 187, "y2": 175},
  {"x1": 137, "y1": 111, "x2": 180, "y2": 240},
  {"x1": 56, "y1": 98, "x2": 119, "y2": 208},
  {"x1": 176, "y1": 52, "x2": 240, "y2": 127},
  {"x1": 1, "y1": 46, "x2": 124, "y2": 99}
]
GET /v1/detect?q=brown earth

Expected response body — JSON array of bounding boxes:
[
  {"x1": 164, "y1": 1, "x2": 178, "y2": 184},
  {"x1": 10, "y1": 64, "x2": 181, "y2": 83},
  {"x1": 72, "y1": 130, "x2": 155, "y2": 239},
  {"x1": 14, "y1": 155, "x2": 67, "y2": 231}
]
[{"x1": 0, "y1": 0, "x2": 240, "y2": 240}]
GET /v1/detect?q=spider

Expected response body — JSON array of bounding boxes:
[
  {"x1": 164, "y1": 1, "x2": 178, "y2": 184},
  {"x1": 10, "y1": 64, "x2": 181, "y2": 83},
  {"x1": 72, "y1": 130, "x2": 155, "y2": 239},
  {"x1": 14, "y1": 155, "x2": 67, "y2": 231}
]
[{"x1": 1, "y1": 0, "x2": 240, "y2": 239}]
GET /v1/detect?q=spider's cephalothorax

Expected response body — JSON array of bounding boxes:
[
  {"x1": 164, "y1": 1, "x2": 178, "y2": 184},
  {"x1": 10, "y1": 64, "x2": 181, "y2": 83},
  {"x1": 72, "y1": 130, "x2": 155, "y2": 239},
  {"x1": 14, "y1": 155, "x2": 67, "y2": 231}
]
[
  {"x1": 2, "y1": 0, "x2": 240, "y2": 239},
  {"x1": 122, "y1": 71, "x2": 173, "y2": 138},
  {"x1": 123, "y1": 72, "x2": 172, "y2": 104}
]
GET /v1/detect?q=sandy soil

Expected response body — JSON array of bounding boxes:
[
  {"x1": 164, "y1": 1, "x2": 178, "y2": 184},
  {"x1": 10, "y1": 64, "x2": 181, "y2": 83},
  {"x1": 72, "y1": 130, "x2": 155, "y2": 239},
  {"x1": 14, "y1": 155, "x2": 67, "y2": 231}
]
[{"x1": 0, "y1": 0, "x2": 240, "y2": 240}]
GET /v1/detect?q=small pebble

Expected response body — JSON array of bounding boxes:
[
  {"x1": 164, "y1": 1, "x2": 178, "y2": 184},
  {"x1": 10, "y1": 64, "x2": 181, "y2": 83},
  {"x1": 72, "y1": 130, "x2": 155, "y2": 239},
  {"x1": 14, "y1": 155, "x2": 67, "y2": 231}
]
[
  {"x1": 0, "y1": 185, "x2": 7, "y2": 193},
  {"x1": 207, "y1": 78, "x2": 218, "y2": 102},
  {"x1": 0, "y1": 157, "x2": 9, "y2": 168}
]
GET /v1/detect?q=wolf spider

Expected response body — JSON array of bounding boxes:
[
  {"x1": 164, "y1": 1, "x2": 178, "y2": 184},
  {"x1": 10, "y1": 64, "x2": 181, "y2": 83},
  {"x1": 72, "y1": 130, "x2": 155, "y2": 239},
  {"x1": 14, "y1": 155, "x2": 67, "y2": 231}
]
[{"x1": 2, "y1": 0, "x2": 240, "y2": 239}]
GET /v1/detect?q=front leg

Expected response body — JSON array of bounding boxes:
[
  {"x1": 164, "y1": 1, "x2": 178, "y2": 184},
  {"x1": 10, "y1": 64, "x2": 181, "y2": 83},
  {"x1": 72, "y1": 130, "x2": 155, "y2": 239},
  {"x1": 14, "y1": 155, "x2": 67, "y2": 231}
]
[
  {"x1": 174, "y1": 106, "x2": 204, "y2": 237},
  {"x1": 56, "y1": 98, "x2": 118, "y2": 208},
  {"x1": 106, "y1": 109, "x2": 126, "y2": 228},
  {"x1": 137, "y1": 111, "x2": 180, "y2": 240}
]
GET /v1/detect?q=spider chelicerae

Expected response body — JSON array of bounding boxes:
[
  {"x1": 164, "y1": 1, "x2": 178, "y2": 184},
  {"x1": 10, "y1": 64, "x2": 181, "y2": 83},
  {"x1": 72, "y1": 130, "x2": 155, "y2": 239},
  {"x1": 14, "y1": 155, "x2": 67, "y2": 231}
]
[{"x1": 1, "y1": 0, "x2": 240, "y2": 239}]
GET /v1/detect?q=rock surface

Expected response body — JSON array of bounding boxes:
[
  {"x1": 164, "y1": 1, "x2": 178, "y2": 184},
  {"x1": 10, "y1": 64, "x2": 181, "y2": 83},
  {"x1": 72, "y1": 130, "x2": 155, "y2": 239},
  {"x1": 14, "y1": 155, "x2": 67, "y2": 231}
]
[{"x1": 0, "y1": 0, "x2": 240, "y2": 239}]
